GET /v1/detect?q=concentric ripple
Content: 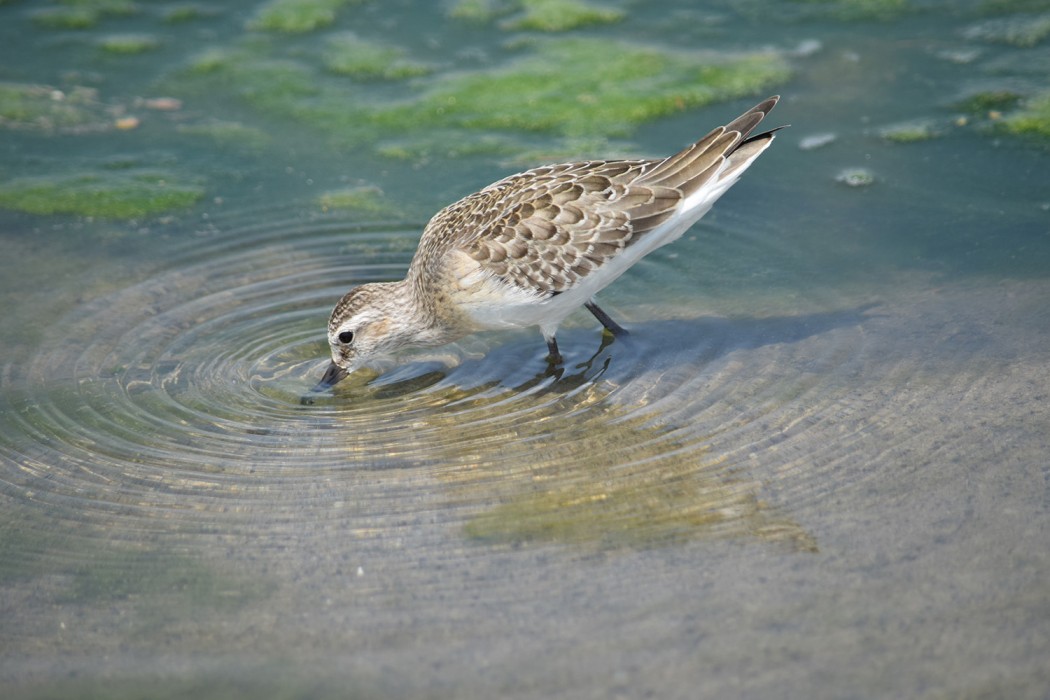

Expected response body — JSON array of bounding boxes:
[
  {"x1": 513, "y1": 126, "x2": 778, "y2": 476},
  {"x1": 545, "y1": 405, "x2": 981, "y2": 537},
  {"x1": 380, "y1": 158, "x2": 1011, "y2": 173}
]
[{"x1": 0, "y1": 209, "x2": 888, "y2": 549}]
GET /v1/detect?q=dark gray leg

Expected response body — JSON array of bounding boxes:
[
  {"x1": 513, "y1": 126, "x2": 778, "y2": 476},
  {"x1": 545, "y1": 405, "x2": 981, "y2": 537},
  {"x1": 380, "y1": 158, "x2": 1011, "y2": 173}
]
[
  {"x1": 585, "y1": 301, "x2": 629, "y2": 338},
  {"x1": 545, "y1": 336, "x2": 563, "y2": 364}
]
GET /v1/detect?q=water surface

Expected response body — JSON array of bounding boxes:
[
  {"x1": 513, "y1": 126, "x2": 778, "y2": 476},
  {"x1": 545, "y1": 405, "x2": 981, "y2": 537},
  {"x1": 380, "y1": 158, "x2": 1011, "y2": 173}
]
[{"x1": 1, "y1": 1, "x2": 1048, "y2": 697}]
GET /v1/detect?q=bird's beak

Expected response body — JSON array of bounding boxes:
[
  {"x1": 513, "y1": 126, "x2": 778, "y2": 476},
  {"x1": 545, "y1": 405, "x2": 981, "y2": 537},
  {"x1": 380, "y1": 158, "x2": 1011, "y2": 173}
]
[{"x1": 311, "y1": 361, "x2": 349, "y2": 393}]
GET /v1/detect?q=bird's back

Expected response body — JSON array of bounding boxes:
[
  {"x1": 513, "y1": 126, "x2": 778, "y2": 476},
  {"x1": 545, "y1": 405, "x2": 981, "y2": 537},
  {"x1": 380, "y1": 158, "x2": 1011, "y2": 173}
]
[{"x1": 409, "y1": 96, "x2": 781, "y2": 327}]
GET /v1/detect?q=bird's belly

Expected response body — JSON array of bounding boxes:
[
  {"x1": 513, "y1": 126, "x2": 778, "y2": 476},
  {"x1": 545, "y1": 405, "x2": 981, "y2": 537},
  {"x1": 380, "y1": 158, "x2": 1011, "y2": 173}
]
[
  {"x1": 446, "y1": 218, "x2": 691, "y2": 333},
  {"x1": 453, "y1": 256, "x2": 635, "y2": 332}
]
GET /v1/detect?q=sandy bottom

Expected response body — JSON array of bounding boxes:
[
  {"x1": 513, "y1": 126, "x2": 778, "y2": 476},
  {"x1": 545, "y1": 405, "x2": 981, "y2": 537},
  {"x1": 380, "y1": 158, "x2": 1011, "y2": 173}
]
[{"x1": 1, "y1": 273, "x2": 1048, "y2": 700}]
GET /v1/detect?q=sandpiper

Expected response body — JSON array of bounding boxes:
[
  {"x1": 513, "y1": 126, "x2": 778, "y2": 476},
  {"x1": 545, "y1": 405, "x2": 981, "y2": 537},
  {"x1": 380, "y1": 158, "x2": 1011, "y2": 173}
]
[{"x1": 315, "y1": 96, "x2": 782, "y2": 390}]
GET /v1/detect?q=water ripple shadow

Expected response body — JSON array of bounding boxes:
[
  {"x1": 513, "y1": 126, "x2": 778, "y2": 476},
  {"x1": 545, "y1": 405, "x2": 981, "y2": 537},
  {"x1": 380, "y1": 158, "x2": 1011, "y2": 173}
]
[{"x1": 385, "y1": 305, "x2": 881, "y2": 551}]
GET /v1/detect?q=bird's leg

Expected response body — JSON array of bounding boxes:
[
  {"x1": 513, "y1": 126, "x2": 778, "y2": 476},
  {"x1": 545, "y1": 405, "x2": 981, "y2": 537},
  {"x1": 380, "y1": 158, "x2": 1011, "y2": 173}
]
[
  {"x1": 585, "y1": 301, "x2": 629, "y2": 338},
  {"x1": 545, "y1": 335, "x2": 563, "y2": 365}
]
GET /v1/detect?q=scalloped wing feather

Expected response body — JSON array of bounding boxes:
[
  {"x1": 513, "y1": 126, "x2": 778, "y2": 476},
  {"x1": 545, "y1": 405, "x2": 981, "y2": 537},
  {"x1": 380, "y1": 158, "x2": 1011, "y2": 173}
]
[{"x1": 415, "y1": 96, "x2": 780, "y2": 298}]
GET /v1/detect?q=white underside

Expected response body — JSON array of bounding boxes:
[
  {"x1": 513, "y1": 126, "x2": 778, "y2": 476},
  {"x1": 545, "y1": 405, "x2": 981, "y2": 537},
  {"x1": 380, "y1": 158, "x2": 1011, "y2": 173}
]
[{"x1": 459, "y1": 143, "x2": 770, "y2": 339}]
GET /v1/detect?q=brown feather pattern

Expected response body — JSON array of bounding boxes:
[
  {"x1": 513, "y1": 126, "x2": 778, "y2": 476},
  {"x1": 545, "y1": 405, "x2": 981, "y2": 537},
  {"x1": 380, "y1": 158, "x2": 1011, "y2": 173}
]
[{"x1": 413, "y1": 96, "x2": 780, "y2": 297}]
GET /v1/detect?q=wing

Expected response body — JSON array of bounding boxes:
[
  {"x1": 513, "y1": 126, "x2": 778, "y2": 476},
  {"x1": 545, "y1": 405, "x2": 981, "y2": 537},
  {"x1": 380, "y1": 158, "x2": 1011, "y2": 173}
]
[
  {"x1": 422, "y1": 96, "x2": 780, "y2": 297},
  {"x1": 458, "y1": 159, "x2": 673, "y2": 294}
]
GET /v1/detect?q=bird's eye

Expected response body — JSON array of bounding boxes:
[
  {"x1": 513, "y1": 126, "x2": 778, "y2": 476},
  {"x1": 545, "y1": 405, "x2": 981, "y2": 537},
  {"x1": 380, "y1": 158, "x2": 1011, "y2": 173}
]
[{"x1": 338, "y1": 330, "x2": 355, "y2": 344}]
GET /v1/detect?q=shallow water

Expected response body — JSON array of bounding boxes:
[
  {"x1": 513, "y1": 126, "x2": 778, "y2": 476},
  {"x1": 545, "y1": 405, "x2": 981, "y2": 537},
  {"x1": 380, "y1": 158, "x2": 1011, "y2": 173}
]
[{"x1": 2, "y1": 1, "x2": 1049, "y2": 697}]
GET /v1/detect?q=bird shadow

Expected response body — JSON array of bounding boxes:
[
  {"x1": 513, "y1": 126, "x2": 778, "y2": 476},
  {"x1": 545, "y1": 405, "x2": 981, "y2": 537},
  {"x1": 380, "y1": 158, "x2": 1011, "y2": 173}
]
[
  {"x1": 304, "y1": 303, "x2": 882, "y2": 552},
  {"x1": 358, "y1": 301, "x2": 883, "y2": 400}
]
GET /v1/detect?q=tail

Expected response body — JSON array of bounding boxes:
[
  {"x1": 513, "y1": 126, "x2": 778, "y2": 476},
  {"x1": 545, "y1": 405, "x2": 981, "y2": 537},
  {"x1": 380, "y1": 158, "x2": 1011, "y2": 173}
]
[{"x1": 642, "y1": 96, "x2": 782, "y2": 214}]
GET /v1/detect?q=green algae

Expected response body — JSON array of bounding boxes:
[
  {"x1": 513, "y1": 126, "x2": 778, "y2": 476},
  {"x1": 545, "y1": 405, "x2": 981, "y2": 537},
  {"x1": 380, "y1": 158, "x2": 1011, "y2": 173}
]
[
  {"x1": 953, "y1": 89, "x2": 1023, "y2": 114},
  {"x1": 31, "y1": 0, "x2": 137, "y2": 29},
  {"x1": 98, "y1": 33, "x2": 161, "y2": 54},
  {"x1": 323, "y1": 33, "x2": 432, "y2": 80},
  {"x1": 1002, "y1": 92, "x2": 1050, "y2": 140},
  {"x1": 163, "y1": 4, "x2": 210, "y2": 22},
  {"x1": 503, "y1": 0, "x2": 625, "y2": 32},
  {"x1": 176, "y1": 120, "x2": 272, "y2": 152},
  {"x1": 376, "y1": 131, "x2": 524, "y2": 162},
  {"x1": 449, "y1": 0, "x2": 623, "y2": 30},
  {"x1": 836, "y1": 167, "x2": 876, "y2": 187},
  {"x1": 428, "y1": 379, "x2": 816, "y2": 550},
  {"x1": 313, "y1": 359, "x2": 819, "y2": 552},
  {"x1": 0, "y1": 171, "x2": 205, "y2": 219},
  {"x1": 177, "y1": 36, "x2": 789, "y2": 154},
  {"x1": 31, "y1": 6, "x2": 99, "y2": 28},
  {"x1": 248, "y1": 0, "x2": 359, "y2": 34},
  {"x1": 462, "y1": 476, "x2": 797, "y2": 548},
  {"x1": 386, "y1": 39, "x2": 790, "y2": 138},
  {"x1": 183, "y1": 47, "x2": 230, "y2": 75},
  {"x1": 792, "y1": 0, "x2": 908, "y2": 20},
  {"x1": 963, "y1": 12, "x2": 1050, "y2": 47},
  {"x1": 448, "y1": 0, "x2": 508, "y2": 22},
  {"x1": 236, "y1": 66, "x2": 332, "y2": 124},
  {"x1": 177, "y1": 45, "x2": 362, "y2": 138},
  {"x1": 879, "y1": 118, "x2": 940, "y2": 143},
  {"x1": 503, "y1": 136, "x2": 640, "y2": 167},
  {"x1": 185, "y1": 47, "x2": 318, "y2": 101},
  {"x1": 317, "y1": 185, "x2": 400, "y2": 216},
  {"x1": 0, "y1": 82, "x2": 111, "y2": 133},
  {"x1": 58, "y1": 0, "x2": 137, "y2": 12},
  {"x1": 376, "y1": 131, "x2": 631, "y2": 166}
]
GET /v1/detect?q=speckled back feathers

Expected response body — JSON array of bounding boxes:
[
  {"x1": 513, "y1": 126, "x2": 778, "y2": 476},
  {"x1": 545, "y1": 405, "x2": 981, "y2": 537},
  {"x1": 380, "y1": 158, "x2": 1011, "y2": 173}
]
[{"x1": 410, "y1": 96, "x2": 780, "y2": 298}]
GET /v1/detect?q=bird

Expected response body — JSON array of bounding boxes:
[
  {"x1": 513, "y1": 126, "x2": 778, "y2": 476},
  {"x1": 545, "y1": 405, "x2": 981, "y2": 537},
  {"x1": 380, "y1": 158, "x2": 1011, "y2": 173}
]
[{"x1": 313, "y1": 96, "x2": 782, "y2": 391}]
